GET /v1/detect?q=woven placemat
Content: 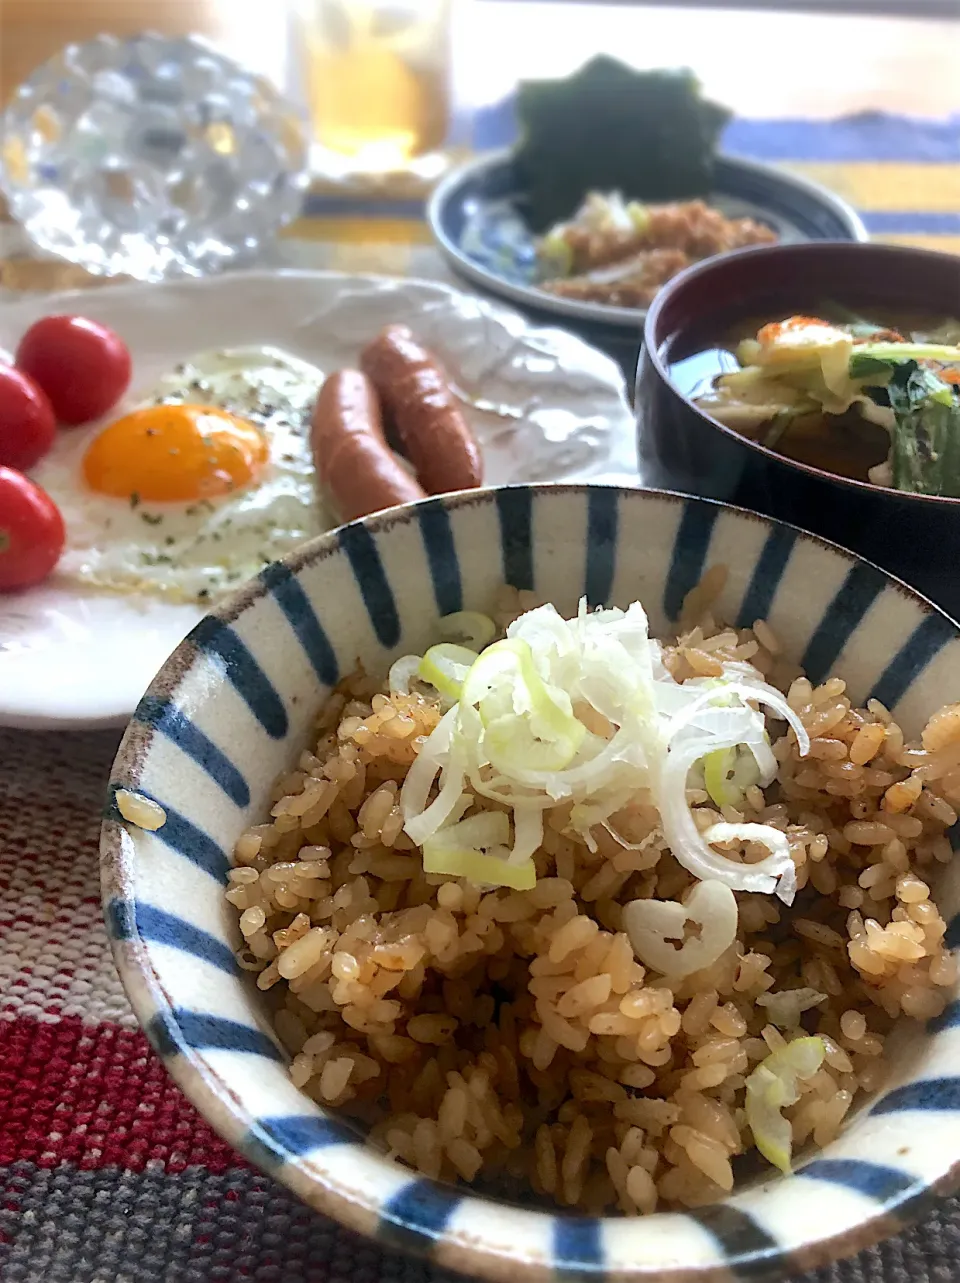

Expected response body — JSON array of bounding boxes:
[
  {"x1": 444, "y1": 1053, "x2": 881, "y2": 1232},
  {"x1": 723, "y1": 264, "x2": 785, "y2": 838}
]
[
  {"x1": 0, "y1": 725, "x2": 958, "y2": 1282},
  {"x1": 2, "y1": 102, "x2": 958, "y2": 1274}
]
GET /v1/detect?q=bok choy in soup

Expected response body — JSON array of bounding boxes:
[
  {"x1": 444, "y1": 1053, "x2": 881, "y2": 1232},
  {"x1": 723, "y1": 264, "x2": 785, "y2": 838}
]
[{"x1": 687, "y1": 312, "x2": 960, "y2": 494}]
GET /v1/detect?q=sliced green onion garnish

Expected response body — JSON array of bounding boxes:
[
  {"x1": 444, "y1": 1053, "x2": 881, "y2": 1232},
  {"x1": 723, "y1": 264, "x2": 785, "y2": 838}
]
[
  {"x1": 703, "y1": 747, "x2": 738, "y2": 807},
  {"x1": 627, "y1": 200, "x2": 649, "y2": 232},
  {"x1": 485, "y1": 712, "x2": 583, "y2": 773},
  {"x1": 422, "y1": 845, "x2": 536, "y2": 891},
  {"x1": 540, "y1": 229, "x2": 574, "y2": 277},
  {"x1": 460, "y1": 638, "x2": 528, "y2": 707},
  {"x1": 437, "y1": 611, "x2": 497, "y2": 650},
  {"x1": 422, "y1": 811, "x2": 535, "y2": 890},
  {"x1": 467, "y1": 640, "x2": 580, "y2": 736},
  {"x1": 463, "y1": 638, "x2": 586, "y2": 772},
  {"x1": 745, "y1": 1036, "x2": 826, "y2": 1174},
  {"x1": 399, "y1": 597, "x2": 813, "y2": 902},
  {"x1": 418, "y1": 643, "x2": 478, "y2": 700}
]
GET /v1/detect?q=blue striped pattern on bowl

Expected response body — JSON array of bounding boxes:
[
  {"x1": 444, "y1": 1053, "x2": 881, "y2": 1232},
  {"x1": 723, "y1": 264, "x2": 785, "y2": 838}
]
[{"x1": 101, "y1": 486, "x2": 960, "y2": 1282}]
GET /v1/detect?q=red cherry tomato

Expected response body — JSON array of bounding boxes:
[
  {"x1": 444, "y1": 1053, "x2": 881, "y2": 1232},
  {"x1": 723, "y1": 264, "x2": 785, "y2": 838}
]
[
  {"x1": 0, "y1": 467, "x2": 65, "y2": 591},
  {"x1": 16, "y1": 314, "x2": 132, "y2": 425},
  {"x1": 0, "y1": 365, "x2": 56, "y2": 470}
]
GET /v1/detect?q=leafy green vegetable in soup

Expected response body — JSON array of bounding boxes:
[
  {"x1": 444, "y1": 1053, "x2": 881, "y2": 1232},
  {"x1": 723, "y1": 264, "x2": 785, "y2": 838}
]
[
  {"x1": 851, "y1": 353, "x2": 960, "y2": 496},
  {"x1": 694, "y1": 315, "x2": 960, "y2": 495}
]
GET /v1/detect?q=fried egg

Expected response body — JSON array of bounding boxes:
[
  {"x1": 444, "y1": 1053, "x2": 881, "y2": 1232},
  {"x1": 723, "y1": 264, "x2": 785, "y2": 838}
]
[{"x1": 31, "y1": 347, "x2": 329, "y2": 602}]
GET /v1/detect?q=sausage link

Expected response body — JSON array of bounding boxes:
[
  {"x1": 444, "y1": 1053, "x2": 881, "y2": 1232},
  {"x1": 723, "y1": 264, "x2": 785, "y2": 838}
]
[
  {"x1": 360, "y1": 324, "x2": 483, "y2": 494},
  {"x1": 311, "y1": 369, "x2": 425, "y2": 521}
]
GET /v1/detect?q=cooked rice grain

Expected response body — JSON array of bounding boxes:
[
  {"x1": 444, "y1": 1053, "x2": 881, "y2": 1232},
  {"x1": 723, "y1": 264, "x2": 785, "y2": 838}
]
[{"x1": 227, "y1": 608, "x2": 957, "y2": 1214}]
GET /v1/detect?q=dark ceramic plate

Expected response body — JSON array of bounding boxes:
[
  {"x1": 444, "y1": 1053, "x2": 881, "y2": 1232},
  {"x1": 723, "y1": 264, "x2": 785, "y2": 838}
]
[
  {"x1": 635, "y1": 240, "x2": 960, "y2": 619},
  {"x1": 427, "y1": 149, "x2": 869, "y2": 332}
]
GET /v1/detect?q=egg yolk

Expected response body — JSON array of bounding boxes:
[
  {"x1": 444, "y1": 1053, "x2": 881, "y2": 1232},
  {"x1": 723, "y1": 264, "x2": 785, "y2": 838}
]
[{"x1": 82, "y1": 404, "x2": 269, "y2": 502}]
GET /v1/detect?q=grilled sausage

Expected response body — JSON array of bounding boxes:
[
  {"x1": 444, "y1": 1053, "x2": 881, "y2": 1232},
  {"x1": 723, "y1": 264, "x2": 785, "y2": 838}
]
[
  {"x1": 360, "y1": 325, "x2": 483, "y2": 494},
  {"x1": 311, "y1": 369, "x2": 425, "y2": 521}
]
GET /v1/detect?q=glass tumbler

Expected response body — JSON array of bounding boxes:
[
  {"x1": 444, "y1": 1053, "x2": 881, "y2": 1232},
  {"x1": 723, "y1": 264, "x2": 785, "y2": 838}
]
[{"x1": 297, "y1": 0, "x2": 452, "y2": 176}]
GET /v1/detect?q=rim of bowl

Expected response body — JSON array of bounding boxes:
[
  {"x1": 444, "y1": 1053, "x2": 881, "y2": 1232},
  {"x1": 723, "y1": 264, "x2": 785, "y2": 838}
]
[
  {"x1": 427, "y1": 150, "x2": 869, "y2": 332},
  {"x1": 101, "y1": 483, "x2": 960, "y2": 1282},
  {"x1": 643, "y1": 240, "x2": 960, "y2": 510}
]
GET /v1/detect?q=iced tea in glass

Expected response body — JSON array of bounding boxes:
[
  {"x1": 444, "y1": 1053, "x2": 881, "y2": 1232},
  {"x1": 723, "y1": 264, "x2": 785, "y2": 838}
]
[{"x1": 298, "y1": 0, "x2": 452, "y2": 173}]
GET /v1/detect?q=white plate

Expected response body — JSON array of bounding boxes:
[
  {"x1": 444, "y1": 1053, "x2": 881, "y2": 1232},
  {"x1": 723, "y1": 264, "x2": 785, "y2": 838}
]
[{"x1": 0, "y1": 269, "x2": 637, "y2": 730}]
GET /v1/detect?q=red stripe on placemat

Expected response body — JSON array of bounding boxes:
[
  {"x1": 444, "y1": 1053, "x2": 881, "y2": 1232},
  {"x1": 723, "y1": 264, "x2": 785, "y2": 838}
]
[{"x1": 0, "y1": 1014, "x2": 249, "y2": 1174}]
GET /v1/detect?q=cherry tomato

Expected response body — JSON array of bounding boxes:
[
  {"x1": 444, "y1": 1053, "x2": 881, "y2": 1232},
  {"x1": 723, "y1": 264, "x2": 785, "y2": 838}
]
[
  {"x1": 0, "y1": 365, "x2": 56, "y2": 470},
  {"x1": 0, "y1": 467, "x2": 65, "y2": 591},
  {"x1": 16, "y1": 314, "x2": 132, "y2": 425}
]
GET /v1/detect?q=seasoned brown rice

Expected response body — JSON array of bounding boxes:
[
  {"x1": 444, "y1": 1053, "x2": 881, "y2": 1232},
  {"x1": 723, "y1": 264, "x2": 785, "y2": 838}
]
[{"x1": 226, "y1": 584, "x2": 958, "y2": 1213}]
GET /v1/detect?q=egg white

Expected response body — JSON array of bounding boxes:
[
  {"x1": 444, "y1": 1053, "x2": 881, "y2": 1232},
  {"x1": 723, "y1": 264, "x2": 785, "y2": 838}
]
[{"x1": 31, "y1": 346, "x2": 331, "y2": 603}]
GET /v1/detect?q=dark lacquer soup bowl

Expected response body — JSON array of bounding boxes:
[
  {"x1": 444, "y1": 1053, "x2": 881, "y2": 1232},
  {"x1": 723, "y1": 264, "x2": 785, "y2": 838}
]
[{"x1": 636, "y1": 242, "x2": 960, "y2": 620}]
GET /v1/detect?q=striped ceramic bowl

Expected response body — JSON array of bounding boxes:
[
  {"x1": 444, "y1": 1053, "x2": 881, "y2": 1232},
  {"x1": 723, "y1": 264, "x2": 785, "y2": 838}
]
[{"x1": 101, "y1": 485, "x2": 960, "y2": 1282}]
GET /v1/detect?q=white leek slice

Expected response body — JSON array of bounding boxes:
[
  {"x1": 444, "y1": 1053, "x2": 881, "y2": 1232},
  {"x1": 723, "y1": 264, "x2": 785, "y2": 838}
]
[
  {"x1": 745, "y1": 1036, "x2": 826, "y2": 1174},
  {"x1": 485, "y1": 712, "x2": 584, "y2": 774},
  {"x1": 399, "y1": 596, "x2": 811, "y2": 901},
  {"x1": 401, "y1": 707, "x2": 463, "y2": 846},
  {"x1": 743, "y1": 729, "x2": 777, "y2": 787},
  {"x1": 722, "y1": 674, "x2": 811, "y2": 758},
  {"x1": 464, "y1": 638, "x2": 587, "y2": 772},
  {"x1": 660, "y1": 734, "x2": 797, "y2": 903},
  {"x1": 426, "y1": 810, "x2": 509, "y2": 853},
  {"x1": 401, "y1": 706, "x2": 455, "y2": 814},
  {"x1": 388, "y1": 655, "x2": 422, "y2": 695},
  {"x1": 510, "y1": 804, "x2": 545, "y2": 866},
  {"x1": 404, "y1": 748, "x2": 468, "y2": 848},
  {"x1": 621, "y1": 881, "x2": 738, "y2": 979},
  {"x1": 703, "y1": 821, "x2": 796, "y2": 905},
  {"x1": 675, "y1": 672, "x2": 810, "y2": 759},
  {"x1": 757, "y1": 988, "x2": 828, "y2": 1029}
]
